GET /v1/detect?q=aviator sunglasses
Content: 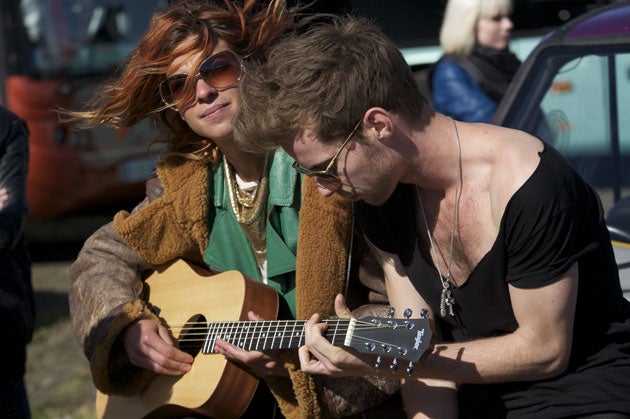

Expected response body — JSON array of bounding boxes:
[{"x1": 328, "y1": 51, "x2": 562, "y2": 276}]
[
  {"x1": 292, "y1": 119, "x2": 362, "y2": 183},
  {"x1": 159, "y1": 50, "x2": 243, "y2": 108}
]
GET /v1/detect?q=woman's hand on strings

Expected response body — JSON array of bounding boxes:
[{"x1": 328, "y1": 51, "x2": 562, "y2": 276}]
[
  {"x1": 123, "y1": 318, "x2": 193, "y2": 375},
  {"x1": 213, "y1": 311, "x2": 290, "y2": 378}
]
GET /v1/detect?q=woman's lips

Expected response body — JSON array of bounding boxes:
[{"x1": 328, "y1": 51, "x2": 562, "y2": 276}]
[{"x1": 202, "y1": 103, "x2": 229, "y2": 119}]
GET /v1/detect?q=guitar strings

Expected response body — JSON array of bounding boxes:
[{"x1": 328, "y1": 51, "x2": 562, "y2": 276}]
[
  {"x1": 166, "y1": 320, "x2": 405, "y2": 335},
  {"x1": 165, "y1": 319, "x2": 406, "y2": 329},
  {"x1": 163, "y1": 319, "x2": 415, "y2": 352}
]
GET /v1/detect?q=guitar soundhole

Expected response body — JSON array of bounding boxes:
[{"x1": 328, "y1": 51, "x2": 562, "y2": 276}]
[{"x1": 176, "y1": 314, "x2": 207, "y2": 357}]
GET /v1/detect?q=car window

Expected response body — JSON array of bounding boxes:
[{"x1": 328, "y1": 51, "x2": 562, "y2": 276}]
[
  {"x1": 532, "y1": 52, "x2": 630, "y2": 212},
  {"x1": 618, "y1": 54, "x2": 630, "y2": 154}
]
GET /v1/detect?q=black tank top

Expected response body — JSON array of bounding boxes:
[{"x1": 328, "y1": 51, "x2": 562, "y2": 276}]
[{"x1": 356, "y1": 145, "x2": 630, "y2": 418}]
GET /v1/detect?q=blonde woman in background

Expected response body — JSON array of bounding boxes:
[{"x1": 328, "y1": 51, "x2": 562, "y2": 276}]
[{"x1": 431, "y1": 0, "x2": 521, "y2": 122}]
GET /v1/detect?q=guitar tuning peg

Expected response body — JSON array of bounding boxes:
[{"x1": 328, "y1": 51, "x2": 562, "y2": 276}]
[
  {"x1": 420, "y1": 308, "x2": 428, "y2": 318},
  {"x1": 406, "y1": 361, "x2": 414, "y2": 376},
  {"x1": 390, "y1": 358, "x2": 398, "y2": 372},
  {"x1": 388, "y1": 308, "x2": 395, "y2": 318},
  {"x1": 374, "y1": 355, "x2": 382, "y2": 370},
  {"x1": 404, "y1": 308, "x2": 412, "y2": 319}
]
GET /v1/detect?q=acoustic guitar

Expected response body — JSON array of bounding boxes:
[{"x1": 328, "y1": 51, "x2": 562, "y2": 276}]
[{"x1": 96, "y1": 259, "x2": 432, "y2": 418}]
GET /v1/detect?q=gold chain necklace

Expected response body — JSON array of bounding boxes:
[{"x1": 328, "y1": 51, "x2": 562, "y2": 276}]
[
  {"x1": 417, "y1": 117, "x2": 461, "y2": 317},
  {"x1": 222, "y1": 154, "x2": 270, "y2": 266}
]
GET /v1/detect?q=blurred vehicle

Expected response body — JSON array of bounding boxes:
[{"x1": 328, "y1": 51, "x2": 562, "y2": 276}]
[
  {"x1": 313, "y1": 0, "x2": 612, "y2": 68},
  {"x1": 492, "y1": 1, "x2": 630, "y2": 299},
  {"x1": 0, "y1": 0, "x2": 166, "y2": 219},
  {"x1": 0, "y1": 0, "x2": 610, "y2": 219},
  {"x1": 308, "y1": 0, "x2": 612, "y2": 114}
]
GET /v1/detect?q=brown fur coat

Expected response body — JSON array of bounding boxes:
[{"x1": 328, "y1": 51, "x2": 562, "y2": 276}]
[{"x1": 69, "y1": 156, "x2": 400, "y2": 418}]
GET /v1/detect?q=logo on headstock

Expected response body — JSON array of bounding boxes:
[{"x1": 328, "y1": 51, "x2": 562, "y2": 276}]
[{"x1": 413, "y1": 329, "x2": 425, "y2": 350}]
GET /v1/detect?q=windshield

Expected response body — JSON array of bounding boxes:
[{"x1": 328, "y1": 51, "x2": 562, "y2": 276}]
[{"x1": 17, "y1": 0, "x2": 166, "y2": 78}]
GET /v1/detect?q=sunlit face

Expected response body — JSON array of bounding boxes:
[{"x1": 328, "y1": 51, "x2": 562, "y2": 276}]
[
  {"x1": 476, "y1": 12, "x2": 513, "y2": 50},
  {"x1": 288, "y1": 127, "x2": 401, "y2": 206},
  {"x1": 166, "y1": 39, "x2": 241, "y2": 143}
]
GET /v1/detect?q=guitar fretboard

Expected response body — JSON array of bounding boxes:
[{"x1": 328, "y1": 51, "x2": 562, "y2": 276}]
[{"x1": 202, "y1": 319, "x2": 355, "y2": 354}]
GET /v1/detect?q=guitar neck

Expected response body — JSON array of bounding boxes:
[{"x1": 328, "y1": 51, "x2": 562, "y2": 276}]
[{"x1": 203, "y1": 319, "x2": 354, "y2": 354}]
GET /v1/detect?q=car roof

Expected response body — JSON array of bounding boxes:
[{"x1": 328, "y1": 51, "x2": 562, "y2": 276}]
[
  {"x1": 540, "y1": 1, "x2": 630, "y2": 44},
  {"x1": 564, "y1": 2, "x2": 630, "y2": 39},
  {"x1": 493, "y1": 1, "x2": 630, "y2": 126}
]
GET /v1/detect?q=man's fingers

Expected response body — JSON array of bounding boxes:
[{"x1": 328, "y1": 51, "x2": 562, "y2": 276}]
[{"x1": 334, "y1": 294, "x2": 353, "y2": 318}]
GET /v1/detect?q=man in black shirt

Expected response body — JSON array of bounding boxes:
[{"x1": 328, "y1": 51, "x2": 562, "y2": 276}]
[{"x1": 233, "y1": 14, "x2": 630, "y2": 418}]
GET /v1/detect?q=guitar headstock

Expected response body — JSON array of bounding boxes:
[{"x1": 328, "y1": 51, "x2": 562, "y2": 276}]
[{"x1": 344, "y1": 309, "x2": 432, "y2": 364}]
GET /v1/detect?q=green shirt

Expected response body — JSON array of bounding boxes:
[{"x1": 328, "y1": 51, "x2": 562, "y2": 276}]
[{"x1": 203, "y1": 150, "x2": 301, "y2": 318}]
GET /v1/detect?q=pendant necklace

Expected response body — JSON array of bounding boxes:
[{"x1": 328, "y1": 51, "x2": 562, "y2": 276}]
[
  {"x1": 223, "y1": 154, "x2": 270, "y2": 267},
  {"x1": 417, "y1": 117, "x2": 461, "y2": 317}
]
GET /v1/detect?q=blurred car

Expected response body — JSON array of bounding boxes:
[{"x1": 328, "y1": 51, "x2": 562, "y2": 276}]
[
  {"x1": 308, "y1": 0, "x2": 611, "y2": 69},
  {"x1": 492, "y1": 1, "x2": 630, "y2": 300},
  {"x1": 0, "y1": 0, "x2": 167, "y2": 219},
  {"x1": 0, "y1": 0, "x2": 606, "y2": 219}
]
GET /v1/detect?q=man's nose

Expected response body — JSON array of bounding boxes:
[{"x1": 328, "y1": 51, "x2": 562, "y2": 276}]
[{"x1": 316, "y1": 178, "x2": 341, "y2": 197}]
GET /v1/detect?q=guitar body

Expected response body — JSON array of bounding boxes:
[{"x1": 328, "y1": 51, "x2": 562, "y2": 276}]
[{"x1": 96, "y1": 260, "x2": 279, "y2": 419}]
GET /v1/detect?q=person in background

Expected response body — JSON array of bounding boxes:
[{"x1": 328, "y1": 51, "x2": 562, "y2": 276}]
[
  {"x1": 0, "y1": 105, "x2": 35, "y2": 419},
  {"x1": 64, "y1": 1, "x2": 400, "y2": 417},
  {"x1": 233, "y1": 14, "x2": 630, "y2": 418},
  {"x1": 431, "y1": 0, "x2": 521, "y2": 122}
]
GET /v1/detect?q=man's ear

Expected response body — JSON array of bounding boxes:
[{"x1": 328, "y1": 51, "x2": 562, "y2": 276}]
[{"x1": 363, "y1": 107, "x2": 393, "y2": 142}]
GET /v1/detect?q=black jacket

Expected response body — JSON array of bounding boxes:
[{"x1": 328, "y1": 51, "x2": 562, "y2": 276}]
[{"x1": 0, "y1": 106, "x2": 34, "y2": 382}]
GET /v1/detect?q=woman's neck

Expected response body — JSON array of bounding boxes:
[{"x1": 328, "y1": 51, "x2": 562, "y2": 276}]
[{"x1": 221, "y1": 144, "x2": 268, "y2": 182}]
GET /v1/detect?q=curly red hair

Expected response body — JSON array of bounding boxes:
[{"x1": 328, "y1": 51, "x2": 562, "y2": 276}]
[{"x1": 62, "y1": 0, "x2": 299, "y2": 164}]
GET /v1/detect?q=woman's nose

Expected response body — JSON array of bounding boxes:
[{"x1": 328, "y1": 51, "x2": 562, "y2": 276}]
[{"x1": 195, "y1": 78, "x2": 217, "y2": 100}]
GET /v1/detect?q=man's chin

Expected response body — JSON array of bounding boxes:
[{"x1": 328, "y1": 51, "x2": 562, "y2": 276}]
[{"x1": 338, "y1": 192, "x2": 386, "y2": 205}]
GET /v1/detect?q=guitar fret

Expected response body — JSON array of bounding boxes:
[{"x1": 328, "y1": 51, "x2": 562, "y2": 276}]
[
  {"x1": 216, "y1": 322, "x2": 226, "y2": 349},
  {"x1": 294, "y1": 321, "x2": 305, "y2": 348},
  {"x1": 261, "y1": 321, "x2": 269, "y2": 350},
  {"x1": 249, "y1": 322, "x2": 256, "y2": 351},
  {"x1": 322, "y1": 319, "x2": 349, "y2": 347},
  {"x1": 204, "y1": 321, "x2": 217, "y2": 354},
  {"x1": 299, "y1": 321, "x2": 306, "y2": 347},
  {"x1": 278, "y1": 321, "x2": 287, "y2": 349},
  {"x1": 253, "y1": 322, "x2": 261, "y2": 351},
  {"x1": 233, "y1": 322, "x2": 242, "y2": 348},
  {"x1": 289, "y1": 323, "x2": 299, "y2": 348},
  {"x1": 330, "y1": 319, "x2": 338, "y2": 345},
  {"x1": 270, "y1": 321, "x2": 279, "y2": 350}
]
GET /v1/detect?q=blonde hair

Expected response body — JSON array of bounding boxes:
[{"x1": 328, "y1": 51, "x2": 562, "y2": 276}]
[{"x1": 439, "y1": 0, "x2": 513, "y2": 55}]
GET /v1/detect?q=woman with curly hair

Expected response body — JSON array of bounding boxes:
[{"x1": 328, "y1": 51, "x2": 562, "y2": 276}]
[{"x1": 65, "y1": 1, "x2": 401, "y2": 417}]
